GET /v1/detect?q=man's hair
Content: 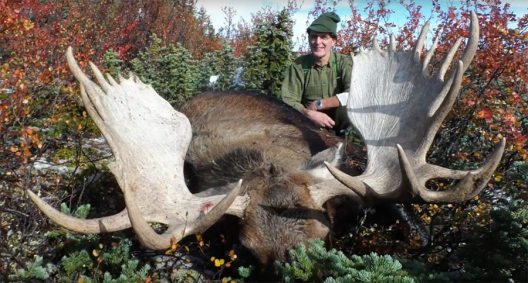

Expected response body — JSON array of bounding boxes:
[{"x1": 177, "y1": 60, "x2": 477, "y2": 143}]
[{"x1": 308, "y1": 31, "x2": 338, "y2": 40}]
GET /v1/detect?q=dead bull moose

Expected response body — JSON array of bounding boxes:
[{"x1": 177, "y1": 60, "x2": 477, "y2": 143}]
[{"x1": 28, "y1": 12, "x2": 505, "y2": 265}]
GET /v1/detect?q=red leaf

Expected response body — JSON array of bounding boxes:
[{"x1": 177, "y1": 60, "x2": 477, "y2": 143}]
[
  {"x1": 513, "y1": 132, "x2": 527, "y2": 150},
  {"x1": 502, "y1": 111, "x2": 516, "y2": 127},
  {"x1": 476, "y1": 107, "x2": 493, "y2": 122}
]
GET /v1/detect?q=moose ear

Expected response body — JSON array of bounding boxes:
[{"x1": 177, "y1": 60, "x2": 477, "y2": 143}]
[{"x1": 301, "y1": 143, "x2": 344, "y2": 180}]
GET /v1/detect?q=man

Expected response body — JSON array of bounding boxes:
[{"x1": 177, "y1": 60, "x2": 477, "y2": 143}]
[{"x1": 280, "y1": 12, "x2": 352, "y2": 136}]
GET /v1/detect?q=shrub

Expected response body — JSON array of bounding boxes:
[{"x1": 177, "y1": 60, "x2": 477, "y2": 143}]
[
  {"x1": 129, "y1": 35, "x2": 199, "y2": 106},
  {"x1": 275, "y1": 240, "x2": 415, "y2": 283},
  {"x1": 196, "y1": 42, "x2": 240, "y2": 91},
  {"x1": 455, "y1": 191, "x2": 528, "y2": 282}
]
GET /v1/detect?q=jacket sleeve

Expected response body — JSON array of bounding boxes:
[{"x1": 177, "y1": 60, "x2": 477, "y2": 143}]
[
  {"x1": 334, "y1": 54, "x2": 353, "y2": 106},
  {"x1": 279, "y1": 63, "x2": 305, "y2": 111},
  {"x1": 340, "y1": 54, "x2": 353, "y2": 93}
]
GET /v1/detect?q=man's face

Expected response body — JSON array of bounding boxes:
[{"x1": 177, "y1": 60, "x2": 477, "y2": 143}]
[{"x1": 309, "y1": 32, "x2": 336, "y2": 60}]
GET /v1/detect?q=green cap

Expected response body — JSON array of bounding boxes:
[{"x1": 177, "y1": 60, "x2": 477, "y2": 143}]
[{"x1": 307, "y1": 12, "x2": 341, "y2": 36}]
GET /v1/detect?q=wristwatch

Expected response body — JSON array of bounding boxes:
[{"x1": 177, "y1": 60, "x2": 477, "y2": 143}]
[{"x1": 315, "y1": 99, "x2": 323, "y2": 110}]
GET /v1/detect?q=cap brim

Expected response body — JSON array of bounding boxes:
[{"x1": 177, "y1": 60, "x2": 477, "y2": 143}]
[{"x1": 307, "y1": 26, "x2": 336, "y2": 35}]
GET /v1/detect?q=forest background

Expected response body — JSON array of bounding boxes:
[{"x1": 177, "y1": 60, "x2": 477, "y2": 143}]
[{"x1": 0, "y1": 0, "x2": 527, "y2": 282}]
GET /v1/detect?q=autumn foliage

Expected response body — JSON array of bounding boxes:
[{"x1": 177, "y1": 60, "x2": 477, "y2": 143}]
[
  {"x1": 1, "y1": 0, "x2": 527, "y2": 281},
  {"x1": 1, "y1": 0, "x2": 222, "y2": 166}
]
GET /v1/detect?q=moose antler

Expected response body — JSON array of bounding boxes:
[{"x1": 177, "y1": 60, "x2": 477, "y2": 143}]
[
  {"x1": 322, "y1": 11, "x2": 505, "y2": 203},
  {"x1": 27, "y1": 47, "x2": 249, "y2": 249}
]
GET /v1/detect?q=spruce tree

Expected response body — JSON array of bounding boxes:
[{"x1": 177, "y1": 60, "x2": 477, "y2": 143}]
[
  {"x1": 242, "y1": 9, "x2": 294, "y2": 95},
  {"x1": 129, "y1": 36, "x2": 198, "y2": 106}
]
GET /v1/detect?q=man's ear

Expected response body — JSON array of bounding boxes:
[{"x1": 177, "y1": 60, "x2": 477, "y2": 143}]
[{"x1": 300, "y1": 142, "x2": 344, "y2": 180}]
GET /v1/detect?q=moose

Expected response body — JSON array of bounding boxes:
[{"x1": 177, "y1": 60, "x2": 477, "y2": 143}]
[{"x1": 28, "y1": 12, "x2": 505, "y2": 265}]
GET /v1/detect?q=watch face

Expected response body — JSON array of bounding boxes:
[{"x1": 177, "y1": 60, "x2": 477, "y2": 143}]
[{"x1": 316, "y1": 100, "x2": 323, "y2": 110}]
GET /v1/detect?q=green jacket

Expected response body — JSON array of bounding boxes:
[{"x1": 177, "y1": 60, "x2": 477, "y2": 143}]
[{"x1": 280, "y1": 52, "x2": 352, "y2": 111}]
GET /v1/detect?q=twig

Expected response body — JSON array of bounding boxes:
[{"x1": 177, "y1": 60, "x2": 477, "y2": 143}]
[{"x1": 0, "y1": 208, "x2": 29, "y2": 218}]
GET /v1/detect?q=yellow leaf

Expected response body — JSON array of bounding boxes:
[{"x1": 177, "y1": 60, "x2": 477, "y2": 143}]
[
  {"x1": 494, "y1": 173, "x2": 503, "y2": 182},
  {"x1": 228, "y1": 249, "x2": 237, "y2": 260},
  {"x1": 23, "y1": 19, "x2": 34, "y2": 30},
  {"x1": 214, "y1": 258, "x2": 225, "y2": 267}
]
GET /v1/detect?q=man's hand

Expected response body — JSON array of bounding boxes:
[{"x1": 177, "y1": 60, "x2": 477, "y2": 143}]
[{"x1": 303, "y1": 109, "x2": 335, "y2": 128}]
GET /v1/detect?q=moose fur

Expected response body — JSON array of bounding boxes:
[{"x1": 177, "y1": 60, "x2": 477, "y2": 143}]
[{"x1": 180, "y1": 92, "x2": 349, "y2": 263}]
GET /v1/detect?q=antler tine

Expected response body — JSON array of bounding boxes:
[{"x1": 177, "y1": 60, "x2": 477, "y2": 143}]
[
  {"x1": 69, "y1": 50, "x2": 120, "y2": 155},
  {"x1": 124, "y1": 178, "x2": 245, "y2": 250},
  {"x1": 89, "y1": 62, "x2": 112, "y2": 93},
  {"x1": 460, "y1": 11, "x2": 479, "y2": 73},
  {"x1": 469, "y1": 137, "x2": 506, "y2": 185},
  {"x1": 27, "y1": 190, "x2": 132, "y2": 232},
  {"x1": 66, "y1": 49, "x2": 123, "y2": 155},
  {"x1": 398, "y1": 138, "x2": 505, "y2": 203},
  {"x1": 66, "y1": 47, "x2": 91, "y2": 86},
  {"x1": 413, "y1": 20, "x2": 430, "y2": 62},
  {"x1": 422, "y1": 36, "x2": 439, "y2": 75},
  {"x1": 372, "y1": 36, "x2": 382, "y2": 52},
  {"x1": 323, "y1": 162, "x2": 402, "y2": 201},
  {"x1": 324, "y1": 162, "x2": 371, "y2": 198},
  {"x1": 428, "y1": 61, "x2": 463, "y2": 125},
  {"x1": 358, "y1": 46, "x2": 366, "y2": 54},
  {"x1": 398, "y1": 144, "x2": 476, "y2": 202},
  {"x1": 132, "y1": 74, "x2": 142, "y2": 83},
  {"x1": 436, "y1": 37, "x2": 463, "y2": 81},
  {"x1": 389, "y1": 34, "x2": 396, "y2": 53},
  {"x1": 118, "y1": 73, "x2": 126, "y2": 82},
  {"x1": 66, "y1": 49, "x2": 107, "y2": 122},
  {"x1": 78, "y1": 84, "x2": 104, "y2": 132},
  {"x1": 435, "y1": 11, "x2": 479, "y2": 81},
  {"x1": 106, "y1": 73, "x2": 119, "y2": 87},
  {"x1": 308, "y1": 178, "x2": 363, "y2": 208},
  {"x1": 66, "y1": 50, "x2": 109, "y2": 120}
]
